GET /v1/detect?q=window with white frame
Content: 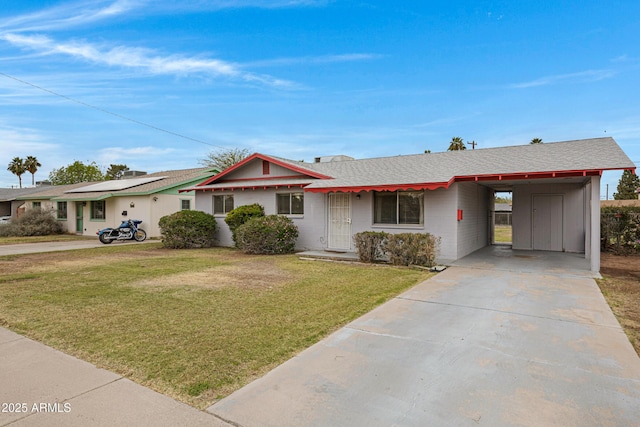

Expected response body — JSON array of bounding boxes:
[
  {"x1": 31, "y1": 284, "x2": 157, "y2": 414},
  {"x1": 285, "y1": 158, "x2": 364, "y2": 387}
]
[
  {"x1": 277, "y1": 192, "x2": 304, "y2": 215},
  {"x1": 180, "y1": 199, "x2": 191, "y2": 210},
  {"x1": 213, "y1": 194, "x2": 234, "y2": 214},
  {"x1": 91, "y1": 200, "x2": 106, "y2": 220},
  {"x1": 373, "y1": 191, "x2": 424, "y2": 225}
]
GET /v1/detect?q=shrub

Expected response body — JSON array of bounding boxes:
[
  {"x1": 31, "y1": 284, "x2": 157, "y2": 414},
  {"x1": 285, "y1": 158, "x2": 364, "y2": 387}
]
[
  {"x1": 224, "y1": 203, "x2": 265, "y2": 244},
  {"x1": 0, "y1": 208, "x2": 63, "y2": 237},
  {"x1": 383, "y1": 233, "x2": 440, "y2": 267},
  {"x1": 353, "y1": 231, "x2": 389, "y2": 263},
  {"x1": 601, "y1": 206, "x2": 640, "y2": 254},
  {"x1": 235, "y1": 215, "x2": 299, "y2": 255},
  {"x1": 159, "y1": 210, "x2": 217, "y2": 249}
]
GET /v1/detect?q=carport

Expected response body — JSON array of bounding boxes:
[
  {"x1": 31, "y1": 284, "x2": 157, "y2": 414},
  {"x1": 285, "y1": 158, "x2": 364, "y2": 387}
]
[{"x1": 476, "y1": 173, "x2": 601, "y2": 272}]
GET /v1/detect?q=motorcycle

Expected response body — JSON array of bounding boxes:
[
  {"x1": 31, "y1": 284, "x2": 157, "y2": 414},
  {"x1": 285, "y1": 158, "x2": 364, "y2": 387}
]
[{"x1": 97, "y1": 219, "x2": 147, "y2": 244}]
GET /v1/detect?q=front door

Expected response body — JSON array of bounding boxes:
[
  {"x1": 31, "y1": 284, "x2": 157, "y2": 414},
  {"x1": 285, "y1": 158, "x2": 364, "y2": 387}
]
[
  {"x1": 328, "y1": 193, "x2": 351, "y2": 251},
  {"x1": 532, "y1": 194, "x2": 563, "y2": 251},
  {"x1": 75, "y1": 202, "x2": 84, "y2": 234}
]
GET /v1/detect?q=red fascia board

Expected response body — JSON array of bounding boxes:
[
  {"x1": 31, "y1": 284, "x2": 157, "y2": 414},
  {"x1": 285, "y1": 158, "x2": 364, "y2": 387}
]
[
  {"x1": 305, "y1": 182, "x2": 451, "y2": 193},
  {"x1": 192, "y1": 183, "x2": 308, "y2": 192},
  {"x1": 454, "y1": 169, "x2": 603, "y2": 182},
  {"x1": 196, "y1": 153, "x2": 332, "y2": 187},
  {"x1": 304, "y1": 169, "x2": 612, "y2": 193}
]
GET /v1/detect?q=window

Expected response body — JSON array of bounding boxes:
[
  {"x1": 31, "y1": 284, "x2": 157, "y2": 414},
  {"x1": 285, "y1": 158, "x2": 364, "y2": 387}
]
[
  {"x1": 32, "y1": 202, "x2": 41, "y2": 209},
  {"x1": 262, "y1": 160, "x2": 270, "y2": 175},
  {"x1": 91, "y1": 200, "x2": 106, "y2": 220},
  {"x1": 374, "y1": 191, "x2": 423, "y2": 225},
  {"x1": 213, "y1": 194, "x2": 234, "y2": 214},
  {"x1": 180, "y1": 199, "x2": 191, "y2": 210},
  {"x1": 277, "y1": 192, "x2": 304, "y2": 215},
  {"x1": 57, "y1": 201, "x2": 68, "y2": 220}
]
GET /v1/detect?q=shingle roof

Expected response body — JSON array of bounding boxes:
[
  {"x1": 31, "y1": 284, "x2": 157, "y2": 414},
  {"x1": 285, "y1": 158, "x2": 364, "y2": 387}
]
[
  {"x1": 17, "y1": 168, "x2": 216, "y2": 201},
  {"x1": 297, "y1": 137, "x2": 635, "y2": 192}
]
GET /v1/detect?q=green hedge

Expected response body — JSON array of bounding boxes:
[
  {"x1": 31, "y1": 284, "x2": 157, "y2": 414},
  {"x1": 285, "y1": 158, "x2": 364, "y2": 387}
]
[
  {"x1": 158, "y1": 210, "x2": 217, "y2": 249},
  {"x1": 224, "y1": 203, "x2": 265, "y2": 245},
  {"x1": 235, "y1": 215, "x2": 299, "y2": 254}
]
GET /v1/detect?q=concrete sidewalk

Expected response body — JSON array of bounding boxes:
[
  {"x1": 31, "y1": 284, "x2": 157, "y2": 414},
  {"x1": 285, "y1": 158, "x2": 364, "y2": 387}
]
[
  {"x1": 0, "y1": 239, "x2": 152, "y2": 256},
  {"x1": 0, "y1": 328, "x2": 230, "y2": 426}
]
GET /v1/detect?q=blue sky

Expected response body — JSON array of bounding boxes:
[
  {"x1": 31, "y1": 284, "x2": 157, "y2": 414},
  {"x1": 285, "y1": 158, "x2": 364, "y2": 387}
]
[{"x1": 1, "y1": 0, "x2": 638, "y2": 198}]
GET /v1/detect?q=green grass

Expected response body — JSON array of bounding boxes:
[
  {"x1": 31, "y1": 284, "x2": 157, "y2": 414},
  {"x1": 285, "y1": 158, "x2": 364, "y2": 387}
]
[
  {"x1": 494, "y1": 225, "x2": 512, "y2": 243},
  {"x1": 0, "y1": 245, "x2": 432, "y2": 408}
]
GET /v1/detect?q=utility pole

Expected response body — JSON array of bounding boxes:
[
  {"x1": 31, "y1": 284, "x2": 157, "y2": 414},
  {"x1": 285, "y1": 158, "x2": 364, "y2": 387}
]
[{"x1": 467, "y1": 140, "x2": 477, "y2": 150}]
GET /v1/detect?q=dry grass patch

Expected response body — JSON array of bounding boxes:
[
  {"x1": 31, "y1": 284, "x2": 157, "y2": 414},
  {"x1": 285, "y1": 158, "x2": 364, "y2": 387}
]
[
  {"x1": 0, "y1": 244, "x2": 432, "y2": 409},
  {"x1": 597, "y1": 253, "x2": 640, "y2": 356}
]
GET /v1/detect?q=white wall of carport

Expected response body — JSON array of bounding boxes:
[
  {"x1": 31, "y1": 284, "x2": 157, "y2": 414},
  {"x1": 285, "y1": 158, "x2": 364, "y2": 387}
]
[
  {"x1": 456, "y1": 183, "x2": 490, "y2": 259},
  {"x1": 511, "y1": 182, "x2": 586, "y2": 253}
]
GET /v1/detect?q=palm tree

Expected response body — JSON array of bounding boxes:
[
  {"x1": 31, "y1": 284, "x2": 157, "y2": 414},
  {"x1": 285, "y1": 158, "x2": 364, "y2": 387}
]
[
  {"x1": 7, "y1": 157, "x2": 26, "y2": 188},
  {"x1": 24, "y1": 156, "x2": 41, "y2": 186},
  {"x1": 530, "y1": 137, "x2": 543, "y2": 144},
  {"x1": 447, "y1": 136, "x2": 467, "y2": 151}
]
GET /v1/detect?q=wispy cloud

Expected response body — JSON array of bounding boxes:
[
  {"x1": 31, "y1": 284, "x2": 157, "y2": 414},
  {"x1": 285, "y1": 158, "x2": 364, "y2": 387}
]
[
  {"x1": 1, "y1": 33, "x2": 296, "y2": 87},
  {"x1": 244, "y1": 53, "x2": 383, "y2": 68},
  {"x1": 0, "y1": 0, "x2": 143, "y2": 32},
  {"x1": 509, "y1": 69, "x2": 616, "y2": 89}
]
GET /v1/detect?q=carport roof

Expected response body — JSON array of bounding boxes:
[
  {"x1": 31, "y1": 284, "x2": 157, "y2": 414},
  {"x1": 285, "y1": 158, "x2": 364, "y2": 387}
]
[{"x1": 189, "y1": 137, "x2": 635, "y2": 193}]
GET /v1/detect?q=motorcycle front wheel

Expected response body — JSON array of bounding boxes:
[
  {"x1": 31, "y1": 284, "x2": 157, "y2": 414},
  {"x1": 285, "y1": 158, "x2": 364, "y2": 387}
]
[
  {"x1": 134, "y1": 229, "x2": 147, "y2": 242},
  {"x1": 98, "y1": 233, "x2": 112, "y2": 244}
]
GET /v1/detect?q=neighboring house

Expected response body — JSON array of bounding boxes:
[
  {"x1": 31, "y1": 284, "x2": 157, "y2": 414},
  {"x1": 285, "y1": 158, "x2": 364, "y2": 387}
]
[
  {"x1": 17, "y1": 168, "x2": 217, "y2": 237},
  {"x1": 0, "y1": 186, "x2": 52, "y2": 219},
  {"x1": 187, "y1": 137, "x2": 635, "y2": 273},
  {"x1": 494, "y1": 203, "x2": 512, "y2": 226}
]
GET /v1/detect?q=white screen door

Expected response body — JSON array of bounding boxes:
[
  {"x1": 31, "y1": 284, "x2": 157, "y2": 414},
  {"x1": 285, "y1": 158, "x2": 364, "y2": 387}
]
[{"x1": 328, "y1": 193, "x2": 351, "y2": 250}]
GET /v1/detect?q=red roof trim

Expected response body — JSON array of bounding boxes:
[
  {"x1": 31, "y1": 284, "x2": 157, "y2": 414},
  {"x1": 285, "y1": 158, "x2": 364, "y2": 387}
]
[
  {"x1": 192, "y1": 183, "x2": 309, "y2": 192},
  {"x1": 305, "y1": 182, "x2": 451, "y2": 193},
  {"x1": 196, "y1": 153, "x2": 332, "y2": 187},
  {"x1": 304, "y1": 169, "x2": 612, "y2": 193}
]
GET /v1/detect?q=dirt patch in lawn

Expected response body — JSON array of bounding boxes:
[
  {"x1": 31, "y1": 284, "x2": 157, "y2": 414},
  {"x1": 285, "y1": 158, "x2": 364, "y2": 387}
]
[
  {"x1": 131, "y1": 258, "x2": 296, "y2": 290},
  {"x1": 597, "y1": 253, "x2": 640, "y2": 356}
]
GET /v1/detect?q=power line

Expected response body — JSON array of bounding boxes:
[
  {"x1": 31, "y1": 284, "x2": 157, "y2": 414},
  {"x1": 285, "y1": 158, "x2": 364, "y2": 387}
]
[{"x1": 0, "y1": 71, "x2": 223, "y2": 149}]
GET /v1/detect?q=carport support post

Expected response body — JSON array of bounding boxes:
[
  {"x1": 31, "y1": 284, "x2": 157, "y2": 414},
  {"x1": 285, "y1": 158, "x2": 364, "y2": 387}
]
[{"x1": 590, "y1": 175, "x2": 600, "y2": 273}]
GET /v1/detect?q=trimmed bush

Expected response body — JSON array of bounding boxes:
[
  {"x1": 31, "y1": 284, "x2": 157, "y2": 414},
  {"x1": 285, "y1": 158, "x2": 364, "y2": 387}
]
[
  {"x1": 353, "y1": 231, "x2": 389, "y2": 263},
  {"x1": 383, "y1": 233, "x2": 440, "y2": 267},
  {"x1": 159, "y1": 210, "x2": 217, "y2": 249},
  {"x1": 235, "y1": 215, "x2": 299, "y2": 255},
  {"x1": 224, "y1": 203, "x2": 265, "y2": 244},
  {"x1": 0, "y1": 208, "x2": 63, "y2": 237}
]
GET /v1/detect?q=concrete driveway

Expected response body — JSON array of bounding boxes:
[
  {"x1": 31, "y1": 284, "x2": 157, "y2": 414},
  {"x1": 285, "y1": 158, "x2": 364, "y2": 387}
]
[{"x1": 209, "y1": 247, "x2": 640, "y2": 427}]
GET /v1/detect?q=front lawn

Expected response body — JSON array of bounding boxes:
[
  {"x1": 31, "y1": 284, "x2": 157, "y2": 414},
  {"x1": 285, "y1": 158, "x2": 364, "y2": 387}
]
[
  {"x1": 0, "y1": 244, "x2": 432, "y2": 408},
  {"x1": 597, "y1": 253, "x2": 640, "y2": 356}
]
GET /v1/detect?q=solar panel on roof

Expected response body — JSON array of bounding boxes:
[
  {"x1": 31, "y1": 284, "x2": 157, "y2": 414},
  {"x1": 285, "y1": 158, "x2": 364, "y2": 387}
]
[{"x1": 66, "y1": 176, "x2": 167, "y2": 193}]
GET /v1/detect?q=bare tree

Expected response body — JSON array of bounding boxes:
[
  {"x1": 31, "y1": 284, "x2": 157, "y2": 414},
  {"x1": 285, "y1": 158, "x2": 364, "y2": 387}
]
[{"x1": 200, "y1": 148, "x2": 250, "y2": 171}]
